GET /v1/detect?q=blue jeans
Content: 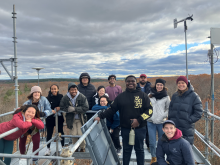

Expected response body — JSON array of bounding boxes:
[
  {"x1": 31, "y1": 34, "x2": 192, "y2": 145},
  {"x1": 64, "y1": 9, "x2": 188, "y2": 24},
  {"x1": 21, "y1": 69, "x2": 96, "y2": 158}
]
[
  {"x1": 147, "y1": 121, "x2": 164, "y2": 157},
  {"x1": 121, "y1": 127, "x2": 146, "y2": 165}
]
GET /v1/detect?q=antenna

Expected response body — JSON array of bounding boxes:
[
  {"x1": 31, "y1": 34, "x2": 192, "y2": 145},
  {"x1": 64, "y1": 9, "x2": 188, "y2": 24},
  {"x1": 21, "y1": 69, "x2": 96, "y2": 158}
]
[{"x1": 32, "y1": 67, "x2": 44, "y2": 86}]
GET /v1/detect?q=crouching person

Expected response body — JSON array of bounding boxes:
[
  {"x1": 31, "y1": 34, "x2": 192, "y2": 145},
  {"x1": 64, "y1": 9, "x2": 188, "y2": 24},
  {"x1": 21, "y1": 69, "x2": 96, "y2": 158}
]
[
  {"x1": 60, "y1": 82, "x2": 89, "y2": 152},
  {"x1": 153, "y1": 120, "x2": 195, "y2": 165}
]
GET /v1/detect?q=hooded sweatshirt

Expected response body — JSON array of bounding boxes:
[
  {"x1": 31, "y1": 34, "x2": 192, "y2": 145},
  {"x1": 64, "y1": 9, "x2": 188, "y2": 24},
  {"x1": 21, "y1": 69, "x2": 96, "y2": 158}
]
[
  {"x1": 156, "y1": 128, "x2": 195, "y2": 165},
  {"x1": 99, "y1": 87, "x2": 153, "y2": 128},
  {"x1": 77, "y1": 73, "x2": 96, "y2": 109}
]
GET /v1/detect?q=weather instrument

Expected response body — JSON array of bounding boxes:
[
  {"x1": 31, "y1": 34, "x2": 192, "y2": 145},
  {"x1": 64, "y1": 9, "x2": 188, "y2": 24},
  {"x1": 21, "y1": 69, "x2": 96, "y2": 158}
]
[{"x1": 173, "y1": 15, "x2": 193, "y2": 79}]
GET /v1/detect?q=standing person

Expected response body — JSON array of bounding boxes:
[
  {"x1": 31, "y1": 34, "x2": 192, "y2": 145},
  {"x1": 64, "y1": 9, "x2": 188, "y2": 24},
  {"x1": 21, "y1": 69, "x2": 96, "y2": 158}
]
[
  {"x1": 77, "y1": 72, "x2": 96, "y2": 110},
  {"x1": 60, "y1": 82, "x2": 89, "y2": 152},
  {"x1": 168, "y1": 76, "x2": 203, "y2": 145},
  {"x1": 92, "y1": 95, "x2": 122, "y2": 155},
  {"x1": 105, "y1": 75, "x2": 122, "y2": 101},
  {"x1": 154, "y1": 120, "x2": 195, "y2": 165},
  {"x1": 94, "y1": 75, "x2": 153, "y2": 165},
  {"x1": 0, "y1": 105, "x2": 44, "y2": 165},
  {"x1": 20, "y1": 86, "x2": 53, "y2": 162},
  {"x1": 91, "y1": 85, "x2": 109, "y2": 107},
  {"x1": 45, "y1": 84, "x2": 65, "y2": 156},
  {"x1": 136, "y1": 74, "x2": 151, "y2": 152},
  {"x1": 147, "y1": 79, "x2": 170, "y2": 165}
]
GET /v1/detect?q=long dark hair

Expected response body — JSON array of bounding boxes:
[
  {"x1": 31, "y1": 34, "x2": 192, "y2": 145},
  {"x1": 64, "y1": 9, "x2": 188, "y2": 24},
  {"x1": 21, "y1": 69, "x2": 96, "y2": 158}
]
[
  {"x1": 48, "y1": 84, "x2": 60, "y2": 95},
  {"x1": 13, "y1": 105, "x2": 40, "y2": 119},
  {"x1": 98, "y1": 95, "x2": 111, "y2": 106}
]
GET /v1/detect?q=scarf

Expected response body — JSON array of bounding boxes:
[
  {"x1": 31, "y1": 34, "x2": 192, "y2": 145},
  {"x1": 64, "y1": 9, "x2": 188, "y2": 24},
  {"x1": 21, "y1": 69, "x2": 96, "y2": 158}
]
[{"x1": 150, "y1": 87, "x2": 168, "y2": 100}]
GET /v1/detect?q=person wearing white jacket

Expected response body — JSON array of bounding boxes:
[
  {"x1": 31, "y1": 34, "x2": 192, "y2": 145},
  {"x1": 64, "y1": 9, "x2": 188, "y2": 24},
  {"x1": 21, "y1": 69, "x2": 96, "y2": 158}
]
[{"x1": 147, "y1": 79, "x2": 170, "y2": 165}]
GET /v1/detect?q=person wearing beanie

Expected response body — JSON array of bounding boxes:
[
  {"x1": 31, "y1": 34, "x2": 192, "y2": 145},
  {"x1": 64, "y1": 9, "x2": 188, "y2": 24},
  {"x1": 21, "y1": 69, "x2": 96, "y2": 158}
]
[
  {"x1": 20, "y1": 86, "x2": 53, "y2": 163},
  {"x1": 136, "y1": 74, "x2": 151, "y2": 152},
  {"x1": 105, "y1": 74, "x2": 123, "y2": 101},
  {"x1": 45, "y1": 84, "x2": 64, "y2": 156},
  {"x1": 147, "y1": 78, "x2": 170, "y2": 165},
  {"x1": 152, "y1": 120, "x2": 195, "y2": 165},
  {"x1": 168, "y1": 76, "x2": 203, "y2": 145},
  {"x1": 60, "y1": 82, "x2": 89, "y2": 152},
  {"x1": 77, "y1": 73, "x2": 96, "y2": 110}
]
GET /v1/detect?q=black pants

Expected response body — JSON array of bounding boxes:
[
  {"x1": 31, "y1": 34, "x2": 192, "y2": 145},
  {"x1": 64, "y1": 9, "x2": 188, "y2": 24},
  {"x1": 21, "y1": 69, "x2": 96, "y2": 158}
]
[
  {"x1": 145, "y1": 124, "x2": 150, "y2": 148},
  {"x1": 108, "y1": 126, "x2": 122, "y2": 150},
  {"x1": 46, "y1": 115, "x2": 65, "y2": 148}
]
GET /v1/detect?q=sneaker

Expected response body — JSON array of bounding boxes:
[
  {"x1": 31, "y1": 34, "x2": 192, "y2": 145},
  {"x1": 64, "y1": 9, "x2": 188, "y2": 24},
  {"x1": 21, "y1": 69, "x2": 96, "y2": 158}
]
[
  {"x1": 45, "y1": 148, "x2": 51, "y2": 156},
  {"x1": 19, "y1": 159, "x2": 27, "y2": 165},
  {"x1": 116, "y1": 148, "x2": 121, "y2": 155}
]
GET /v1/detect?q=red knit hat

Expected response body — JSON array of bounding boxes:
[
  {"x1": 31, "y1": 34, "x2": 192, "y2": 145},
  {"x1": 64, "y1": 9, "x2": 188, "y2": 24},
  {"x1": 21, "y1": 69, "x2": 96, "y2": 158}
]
[{"x1": 176, "y1": 76, "x2": 188, "y2": 85}]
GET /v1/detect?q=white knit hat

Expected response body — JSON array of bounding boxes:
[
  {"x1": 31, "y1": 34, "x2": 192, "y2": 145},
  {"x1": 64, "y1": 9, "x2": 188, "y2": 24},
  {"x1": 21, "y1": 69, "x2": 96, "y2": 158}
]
[{"x1": 30, "y1": 86, "x2": 42, "y2": 94}]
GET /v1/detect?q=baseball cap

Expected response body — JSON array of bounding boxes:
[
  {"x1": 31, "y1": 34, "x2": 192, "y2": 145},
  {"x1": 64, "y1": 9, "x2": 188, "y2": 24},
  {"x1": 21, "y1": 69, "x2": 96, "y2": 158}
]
[
  {"x1": 163, "y1": 120, "x2": 176, "y2": 128},
  {"x1": 140, "y1": 74, "x2": 147, "y2": 78}
]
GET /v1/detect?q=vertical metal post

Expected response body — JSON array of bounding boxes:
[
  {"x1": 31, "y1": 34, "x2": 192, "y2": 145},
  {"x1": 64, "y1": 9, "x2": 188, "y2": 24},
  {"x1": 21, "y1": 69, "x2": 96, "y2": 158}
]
[
  {"x1": 12, "y1": 4, "x2": 19, "y2": 109},
  {"x1": 37, "y1": 69, "x2": 40, "y2": 86},
  {"x1": 184, "y1": 21, "x2": 188, "y2": 79},
  {"x1": 27, "y1": 159, "x2": 31, "y2": 165},
  {"x1": 210, "y1": 43, "x2": 214, "y2": 145},
  {"x1": 204, "y1": 102, "x2": 209, "y2": 159},
  {"x1": 55, "y1": 109, "x2": 60, "y2": 165},
  {"x1": 11, "y1": 58, "x2": 13, "y2": 80}
]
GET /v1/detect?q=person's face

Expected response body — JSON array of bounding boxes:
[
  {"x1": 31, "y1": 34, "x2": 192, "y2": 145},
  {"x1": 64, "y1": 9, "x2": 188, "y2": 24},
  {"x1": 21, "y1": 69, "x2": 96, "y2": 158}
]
[
  {"x1": 82, "y1": 78, "x2": 89, "y2": 85},
  {"x1": 162, "y1": 123, "x2": 176, "y2": 139},
  {"x1": 177, "y1": 81, "x2": 187, "y2": 91},
  {"x1": 98, "y1": 88, "x2": 105, "y2": 97},
  {"x1": 139, "y1": 76, "x2": 147, "y2": 84},
  {"x1": 33, "y1": 92, "x2": 41, "y2": 100},
  {"x1": 24, "y1": 107, "x2": 36, "y2": 120},
  {"x1": 126, "y1": 77, "x2": 137, "y2": 90},
  {"x1": 100, "y1": 97, "x2": 108, "y2": 106},
  {"x1": 51, "y1": 85, "x2": 59, "y2": 96},
  {"x1": 156, "y1": 83, "x2": 164, "y2": 92},
  {"x1": 69, "y1": 87, "x2": 78, "y2": 97},
  {"x1": 109, "y1": 77, "x2": 116, "y2": 84}
]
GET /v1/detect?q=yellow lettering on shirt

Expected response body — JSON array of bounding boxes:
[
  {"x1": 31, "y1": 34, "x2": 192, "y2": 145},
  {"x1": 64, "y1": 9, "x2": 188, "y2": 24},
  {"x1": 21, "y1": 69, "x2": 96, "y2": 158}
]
[
  {"x1": 149, "y1": 109, "x2": 153, "y2": 115},
  {"x1": 141, "y1": 113, "x2": 149, "y2": 120},
  {"x1": 134, "y1": 96, "x2": 142, "y2": 108}
]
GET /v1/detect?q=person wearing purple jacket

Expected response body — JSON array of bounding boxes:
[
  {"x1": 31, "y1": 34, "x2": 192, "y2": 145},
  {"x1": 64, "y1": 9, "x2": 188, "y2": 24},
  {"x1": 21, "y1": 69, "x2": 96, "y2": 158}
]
[{"x1": 105, "y1": 75, "x2": 122, "y2": 101}]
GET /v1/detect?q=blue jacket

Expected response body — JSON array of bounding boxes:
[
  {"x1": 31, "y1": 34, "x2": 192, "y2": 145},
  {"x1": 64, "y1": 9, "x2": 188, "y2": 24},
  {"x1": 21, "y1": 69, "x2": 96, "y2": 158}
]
[
  {"x1": 156, "y1": 129, "x2": 194, "y2": 165},
  {"x1": 137, "y1": 82, "x2": 151, "y2": 94},
  {"x1": 92, "y1": 104, "x2": 120, "y2": 129},
  {"x1": 23, "y1": 96, "x2": 52, "y2": 117}
]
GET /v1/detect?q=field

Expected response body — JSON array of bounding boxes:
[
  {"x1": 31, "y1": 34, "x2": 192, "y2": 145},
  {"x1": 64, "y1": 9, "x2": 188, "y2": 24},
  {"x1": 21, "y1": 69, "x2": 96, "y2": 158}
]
[{"x1": 1, "y1": 74, "x2": 220, "y2": 164}]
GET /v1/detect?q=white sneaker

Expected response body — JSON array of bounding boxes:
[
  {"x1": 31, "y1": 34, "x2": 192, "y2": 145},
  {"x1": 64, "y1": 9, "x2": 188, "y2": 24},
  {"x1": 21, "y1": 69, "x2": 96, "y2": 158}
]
[
  {"x1": 19, "y1": 159, "x2": 27, "y2": 165},
  {"x1": 45, "y1": 148, "x2": 51, "y2": 156}
]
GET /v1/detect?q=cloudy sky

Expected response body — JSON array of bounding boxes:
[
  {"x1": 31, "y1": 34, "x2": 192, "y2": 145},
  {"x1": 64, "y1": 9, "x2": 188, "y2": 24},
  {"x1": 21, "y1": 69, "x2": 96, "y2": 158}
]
[{"x1": 0, "y1": 0, "x2": 220, "y2": 79}]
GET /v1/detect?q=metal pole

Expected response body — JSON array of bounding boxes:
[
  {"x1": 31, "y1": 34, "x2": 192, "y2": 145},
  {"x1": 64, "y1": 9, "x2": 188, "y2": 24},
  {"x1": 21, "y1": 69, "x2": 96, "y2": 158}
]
[
  {"x1": 12, "y1": 4, "x2": 19, "y2": 109},
  {"x1": 184, "y1": 21, "x2": 188, "y2": 79},
  {"x1": 37, "y1": 69, "x2": 39, "y2": 86},
  {"x1": 210, "y1": 43, "x2": 214, "y2": 145},
  {"x1": 204, "y1": 102, "x2": 209, "y2": 159},
  {"x1": 11, "y1": 58, "x2": 13, "y2": 80},
  {"x1": 0, "y1": 127, "x2": 19, "y2": 139},
  {"x1": 55, "y1": 109, "x2": 60, "y2": 165}
]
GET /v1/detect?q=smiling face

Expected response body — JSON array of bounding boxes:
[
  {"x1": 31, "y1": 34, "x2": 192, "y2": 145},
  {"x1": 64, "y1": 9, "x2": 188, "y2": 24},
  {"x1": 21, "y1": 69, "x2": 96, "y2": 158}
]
[
  {"x1": 51, "y1": 85, "x2": 59, "y2": 96},
  {"x1": 109, "y1": 77, "x2": 116, "y2": 85},
  {"x1": 126, "y1": 77, "x2": 137, "y2": 90},
  {"x1": 100, "y1": 97, "x2": 108, "y2": 106},
  {"x1": 177, "y1": 81, "x2": 187, "y2": 91},
  {"x1": 33, "y1": 91, "x2": 41, "y2": 100},
  {"x1": 162, "y1": 123, "x2": 176, "y2": 139},
  {"x1": 98, "y1": 88, "x2": 105, "y2": 97},
  {"x1": 156, "y1": 83, "x2": 164, "y2": 92},
  {"x1": 24, "y1": 107, "x2": 36, "y2": 121},
  {"x1": 69, "y1": 87, "x2": 78, "y2": 97}
]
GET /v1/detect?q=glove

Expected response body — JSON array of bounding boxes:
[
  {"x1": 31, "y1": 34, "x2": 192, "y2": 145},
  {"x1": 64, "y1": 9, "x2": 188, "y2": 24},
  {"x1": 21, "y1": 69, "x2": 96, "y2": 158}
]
[
  {"x1": 68, "y1": 106, "x2": 75, "y2": 112},
  {"x1": 40, "y1": 112, "x2": 45, "y2": 117}
]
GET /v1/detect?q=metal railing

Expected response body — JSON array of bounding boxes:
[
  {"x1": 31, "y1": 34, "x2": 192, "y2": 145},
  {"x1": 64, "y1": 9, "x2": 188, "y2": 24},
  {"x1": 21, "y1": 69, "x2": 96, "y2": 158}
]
[{"x1": 0, "y1": 110, "x2": 98, "y2": 165}]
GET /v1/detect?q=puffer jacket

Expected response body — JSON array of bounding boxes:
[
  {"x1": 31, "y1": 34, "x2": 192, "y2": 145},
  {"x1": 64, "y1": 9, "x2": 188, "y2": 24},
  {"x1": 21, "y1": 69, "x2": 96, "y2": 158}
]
[
  {"x1": 137, "y1": 81, "x2": 151, "y2": 94},
  {"x1": 23, "y1": 96, "x2": 52, "y2": 117},
  {"x1": 168, "y1": 82, "x2": 203, "y2": 145},
  {"x1": 0, "y1": 112, "x2": 44, "y2": 141},
  {"x1": 156, "y1": 128, "x2": 194, "y2": 165},
  {"x1": 148, "y1": 95, "x2": 170, "y2": 124},
  {"x1": 77, "y1": 73, "x2": 96, "y2": 109}
]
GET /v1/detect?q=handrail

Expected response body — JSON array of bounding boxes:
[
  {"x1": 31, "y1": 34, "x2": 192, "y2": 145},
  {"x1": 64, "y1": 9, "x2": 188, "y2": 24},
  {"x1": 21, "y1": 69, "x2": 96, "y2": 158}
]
[
  {"x1": 0, "y1": 127, "x2": 19, "y2": 139},
  {"x1": 207, "y1": 111, "x2": 220, "y2": 120},
  {"x1": 0, "y1": 111, "x2": 14, "y2": 118},
  {"x1": 195, "y1": 130, "x2": 220, "y2": 158}
]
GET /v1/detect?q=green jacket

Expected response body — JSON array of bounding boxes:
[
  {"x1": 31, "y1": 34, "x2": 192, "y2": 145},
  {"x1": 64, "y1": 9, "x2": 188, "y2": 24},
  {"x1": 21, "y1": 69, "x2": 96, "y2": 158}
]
[{"x1": 60, "y1": 93, "x2": 89, "y2": 129}]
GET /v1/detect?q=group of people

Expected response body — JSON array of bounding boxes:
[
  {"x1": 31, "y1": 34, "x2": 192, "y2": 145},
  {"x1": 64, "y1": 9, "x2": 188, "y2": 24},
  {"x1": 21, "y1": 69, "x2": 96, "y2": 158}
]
[{"x1": 0, "y1": 72, "x2": 203, "y2": 165}]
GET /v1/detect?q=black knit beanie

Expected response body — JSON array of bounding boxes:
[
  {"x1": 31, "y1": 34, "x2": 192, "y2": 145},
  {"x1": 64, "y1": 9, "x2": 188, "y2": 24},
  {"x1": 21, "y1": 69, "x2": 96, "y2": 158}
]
[{"x1": 155, "y1": 78, "x2": 166, "y2": 86}]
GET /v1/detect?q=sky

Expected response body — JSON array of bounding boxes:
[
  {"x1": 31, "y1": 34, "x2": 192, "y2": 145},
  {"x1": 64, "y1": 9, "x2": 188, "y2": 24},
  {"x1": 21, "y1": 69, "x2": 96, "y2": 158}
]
[{"x1": 0, "y1": 0, "x2": 220, "y2": 79}]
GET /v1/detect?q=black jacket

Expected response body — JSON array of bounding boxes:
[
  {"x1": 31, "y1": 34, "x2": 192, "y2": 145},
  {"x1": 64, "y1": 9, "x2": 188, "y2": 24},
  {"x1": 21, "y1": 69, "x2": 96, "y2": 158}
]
[
  {"x1": 156, "y1": 131, "x2": 194, "y2": 165},
  {"x1": 46, "y1": 92, "x2": 64, "y2": 127},
  {"x1": 77, "y1": 73, "x2": 96, "y2": 109},
  {"x1": 99, "y1": 87, "x2": 153, "y2": 128},
  {"x1": 137, "y1": 81, "x2": 151, "y2": 94},
  {"x1": 168, "y1": 82, "x2": 203, "y2": 145}
]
